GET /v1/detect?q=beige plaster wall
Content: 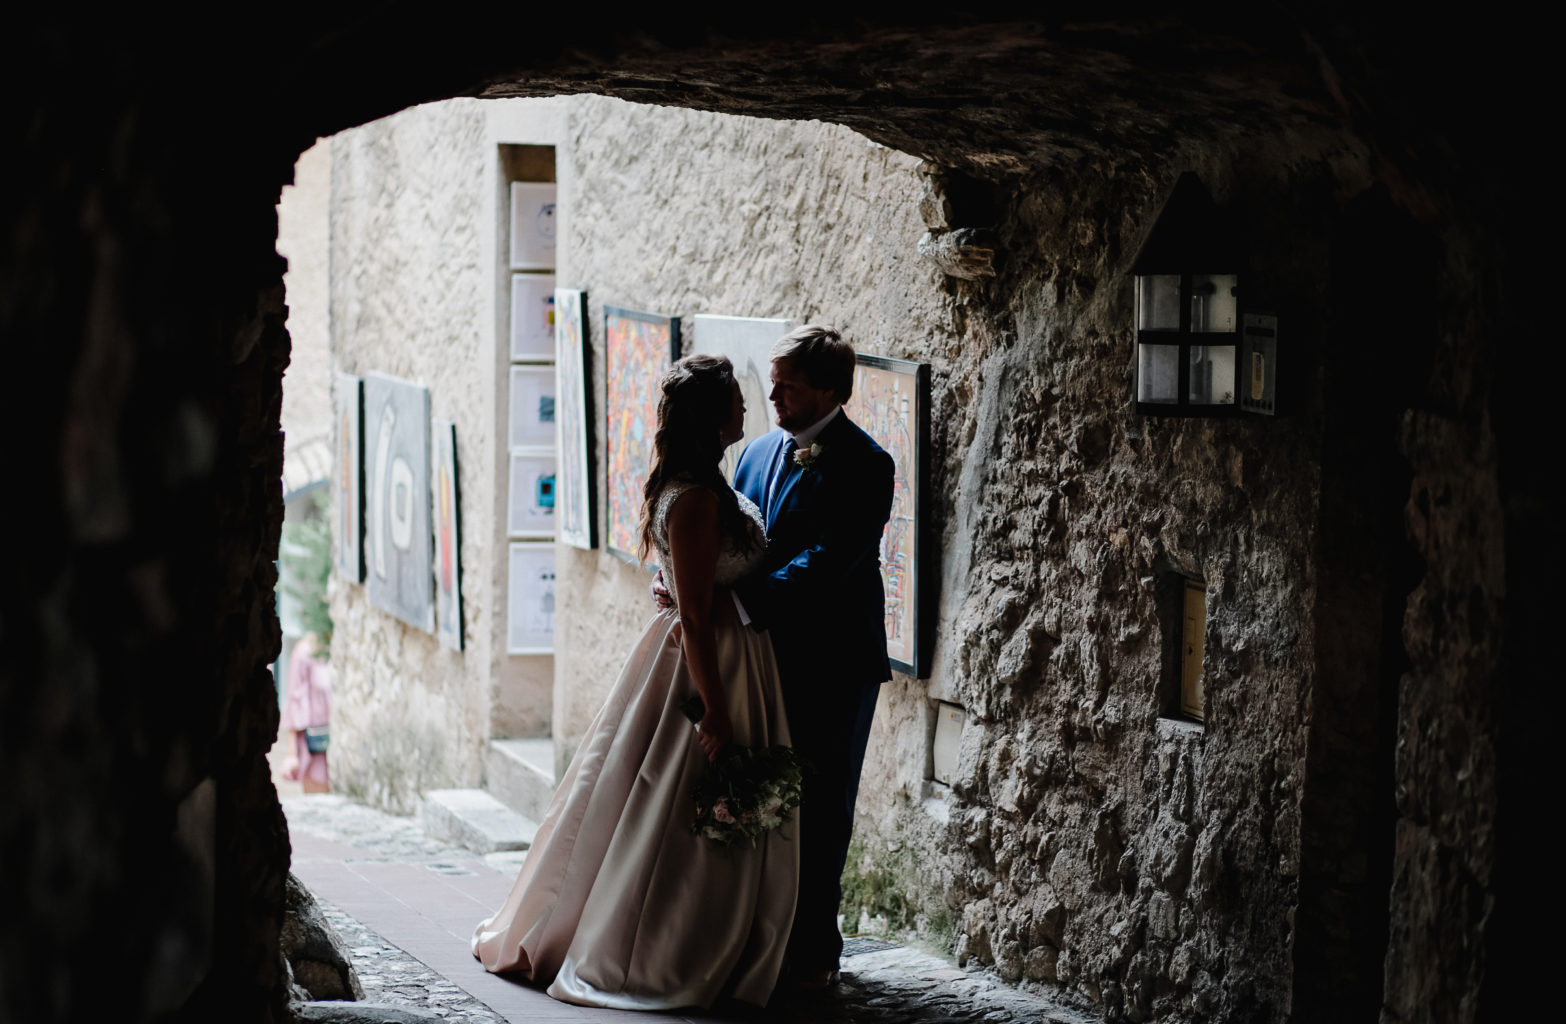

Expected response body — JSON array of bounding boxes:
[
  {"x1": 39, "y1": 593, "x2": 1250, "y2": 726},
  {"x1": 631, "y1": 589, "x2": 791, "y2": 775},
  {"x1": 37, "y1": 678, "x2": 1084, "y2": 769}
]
[
  {"x1": 277, "y1": 139, "x2": 333, "y2": 467},
  {"x1": 551, "y1": 97, "x2": 950, "y2": 808},
  {"x1": 326, "y1": 97, "x2": 568, "y2": 811}
]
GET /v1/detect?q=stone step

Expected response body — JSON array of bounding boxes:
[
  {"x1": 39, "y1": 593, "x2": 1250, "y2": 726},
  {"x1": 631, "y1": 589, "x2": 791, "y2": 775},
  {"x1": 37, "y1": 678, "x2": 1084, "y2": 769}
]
[
  {"x1": 485, "y1": 737, "x2": 557, "y2": 822},
  {"x1": 419, "y1": 789, "x2": 537, "y2": 854}
]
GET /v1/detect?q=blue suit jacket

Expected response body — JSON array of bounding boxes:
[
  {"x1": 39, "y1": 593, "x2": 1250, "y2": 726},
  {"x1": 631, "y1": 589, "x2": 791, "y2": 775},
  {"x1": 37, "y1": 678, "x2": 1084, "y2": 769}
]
[{"x1": 732, "y1": 410, "x2": 894, "y2": 687}]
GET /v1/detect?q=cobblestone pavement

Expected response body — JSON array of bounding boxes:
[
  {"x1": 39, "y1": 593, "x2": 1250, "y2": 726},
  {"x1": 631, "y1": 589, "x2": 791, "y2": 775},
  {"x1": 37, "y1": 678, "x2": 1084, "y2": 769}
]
[{"x1": 284, "y1": 795, "x2": 1099, "y2": 1024}]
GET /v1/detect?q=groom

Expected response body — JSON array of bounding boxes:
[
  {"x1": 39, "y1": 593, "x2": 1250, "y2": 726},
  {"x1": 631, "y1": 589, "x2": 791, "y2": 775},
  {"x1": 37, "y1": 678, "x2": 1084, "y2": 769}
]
[{"x1": 730, "y1": 325, "x2": 894, "y2": 990}]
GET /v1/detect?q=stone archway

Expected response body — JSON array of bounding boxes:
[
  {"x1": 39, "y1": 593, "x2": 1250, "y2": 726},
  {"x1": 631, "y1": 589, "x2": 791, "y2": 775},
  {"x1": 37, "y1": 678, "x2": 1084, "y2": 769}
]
[{"x1": 3, "y1": 11, "x2": 1540, "y2": 1023}]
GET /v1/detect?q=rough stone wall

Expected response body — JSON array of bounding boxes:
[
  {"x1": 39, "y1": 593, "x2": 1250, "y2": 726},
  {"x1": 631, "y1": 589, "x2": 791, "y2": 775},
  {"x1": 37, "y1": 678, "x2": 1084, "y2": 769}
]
[
  {"x1": 1379, "y1": 226, "x2": 1502, "y2": 1024},
  {"x1": 2, "y1": 47, "x2": 294, "y2": 1023},
  {"x1": 553, "y1": 98, "x2": 1361, "y2": 1022},
  {"x1": 4, "y1": 12, "x2": 1530, "y2": 1024},
  {"x1": 864, "y1": 163, "x2": 1353, "y2": 1023}
]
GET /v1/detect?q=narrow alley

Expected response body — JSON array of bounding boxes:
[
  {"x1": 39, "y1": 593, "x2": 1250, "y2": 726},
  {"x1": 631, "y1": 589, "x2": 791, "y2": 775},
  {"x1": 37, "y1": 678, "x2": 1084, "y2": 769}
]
[{"x1": 284, "y1": 795, "x2": 1096, "y2": 1024}]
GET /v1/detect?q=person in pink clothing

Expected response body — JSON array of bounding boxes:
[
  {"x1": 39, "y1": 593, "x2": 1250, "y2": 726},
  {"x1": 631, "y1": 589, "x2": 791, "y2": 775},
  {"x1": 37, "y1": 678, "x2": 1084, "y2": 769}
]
[{"x1": 280, "y1": 632, "x2": 332, "y2": 793}]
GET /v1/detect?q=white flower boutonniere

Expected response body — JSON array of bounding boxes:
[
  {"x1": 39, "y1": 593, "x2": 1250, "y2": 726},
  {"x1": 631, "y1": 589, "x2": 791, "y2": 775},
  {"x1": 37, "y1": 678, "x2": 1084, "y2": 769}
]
[{"x1": 792, "y1": 442, "x2": 824, "y2": 471}]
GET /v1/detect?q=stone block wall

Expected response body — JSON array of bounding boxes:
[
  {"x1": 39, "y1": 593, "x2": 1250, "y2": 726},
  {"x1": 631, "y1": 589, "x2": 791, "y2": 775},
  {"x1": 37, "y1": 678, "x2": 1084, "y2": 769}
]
[{"x1": 549, "y1": 99, "x2": 1379, "y2": 1021}]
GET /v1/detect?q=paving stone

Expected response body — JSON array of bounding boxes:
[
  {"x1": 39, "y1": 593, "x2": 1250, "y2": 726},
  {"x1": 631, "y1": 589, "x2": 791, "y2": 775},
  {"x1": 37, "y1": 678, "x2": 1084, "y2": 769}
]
[{"x1": 285, "y1": 793, "x2": 1100, "y2": 1024}]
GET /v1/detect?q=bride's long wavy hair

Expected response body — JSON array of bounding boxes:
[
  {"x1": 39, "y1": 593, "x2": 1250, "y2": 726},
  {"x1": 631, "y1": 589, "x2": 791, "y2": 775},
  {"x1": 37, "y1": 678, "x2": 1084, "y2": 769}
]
[{"x1": 637, "y1": 354, "x2": 750, "y2": 563}]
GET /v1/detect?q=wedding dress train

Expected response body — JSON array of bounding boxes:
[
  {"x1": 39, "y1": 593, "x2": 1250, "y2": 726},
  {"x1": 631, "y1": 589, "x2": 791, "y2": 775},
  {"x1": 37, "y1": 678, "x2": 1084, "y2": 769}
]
[{"x1": 472, "y1": 482, "x2": 798, "y2": 1009}]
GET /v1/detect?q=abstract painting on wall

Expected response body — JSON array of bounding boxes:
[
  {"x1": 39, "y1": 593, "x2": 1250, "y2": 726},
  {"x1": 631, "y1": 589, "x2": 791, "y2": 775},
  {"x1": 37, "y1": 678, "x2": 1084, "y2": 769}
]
[
  {"x1": 510, "y1": 273, "x2": 556, "y2": 361},
  {"x1": 508, "y1": 451, "x2": 557, "y2": 538},
  {"x1": 847, "y1": 354, "x2": 931, "y2": 676},
  {"x1": 509, "y1": 365, "x2": 556, "y2": 450},
  {"x1": 691, "y1": 314, "x2": 789, "y2": 481},
  {"x1": 507, "y1": 541, "x2": 556, "y2": 654},
  {"x1": 363, "y1": 372, "x2": 434, "y2": 633},
  {"x1": 604, "y1": 306, "x2": 680, "y2": 560},
  {"x1": 335, "y1": 372, "x2": 364, "y2": 582},
  {"x1": 433, "y1": 419, "x2": 463, "y2": 651},
  {"x1": 509, "y1": 183, "x2": 557, "y2": 270},
  {"x1": 554, "y1": 288, "x2": 594, "y2": 549}
]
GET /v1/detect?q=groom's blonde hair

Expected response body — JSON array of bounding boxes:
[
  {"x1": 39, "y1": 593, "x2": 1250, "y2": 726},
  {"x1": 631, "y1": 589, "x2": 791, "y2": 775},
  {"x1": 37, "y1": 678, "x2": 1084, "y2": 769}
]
[{"x1": 771, "y1": 325, "x2": 856, "y2": 403}]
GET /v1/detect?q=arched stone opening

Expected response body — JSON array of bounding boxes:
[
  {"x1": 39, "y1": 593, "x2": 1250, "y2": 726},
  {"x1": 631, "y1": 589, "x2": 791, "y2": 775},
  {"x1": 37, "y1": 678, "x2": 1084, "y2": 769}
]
[{"x1": 3, "y1": 11, "x2": 1542, "y2": 1023}]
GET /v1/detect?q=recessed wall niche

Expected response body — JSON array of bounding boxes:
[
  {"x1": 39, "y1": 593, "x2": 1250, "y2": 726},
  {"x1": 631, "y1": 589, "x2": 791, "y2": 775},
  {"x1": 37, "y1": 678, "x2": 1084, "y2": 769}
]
[
  {"x1": 1157, "y1": 571, "x2": 1207, "y2": 725},
  {"x1": 930, "y1": 700, "x2": 965, "y2": 785}
]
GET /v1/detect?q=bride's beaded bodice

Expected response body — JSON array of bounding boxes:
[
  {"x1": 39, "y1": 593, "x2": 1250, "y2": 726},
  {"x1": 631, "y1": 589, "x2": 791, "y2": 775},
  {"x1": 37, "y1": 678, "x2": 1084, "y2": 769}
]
[{"x1": 651, "y1": 479, "x2": 766, "y2": 601}]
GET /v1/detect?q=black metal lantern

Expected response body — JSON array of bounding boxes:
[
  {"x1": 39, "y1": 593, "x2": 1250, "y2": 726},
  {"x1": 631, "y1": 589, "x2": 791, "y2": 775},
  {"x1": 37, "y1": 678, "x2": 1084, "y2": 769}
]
[{"x1": 1132, "y1": 173, "x2": 1245, "y2": 416}]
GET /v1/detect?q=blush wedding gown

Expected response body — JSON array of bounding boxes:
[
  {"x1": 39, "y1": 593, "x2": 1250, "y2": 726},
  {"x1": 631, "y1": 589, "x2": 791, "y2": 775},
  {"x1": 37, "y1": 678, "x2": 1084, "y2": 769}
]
[{"x1": 472, "y1": 480, "x2": 799, "y2": 1010}]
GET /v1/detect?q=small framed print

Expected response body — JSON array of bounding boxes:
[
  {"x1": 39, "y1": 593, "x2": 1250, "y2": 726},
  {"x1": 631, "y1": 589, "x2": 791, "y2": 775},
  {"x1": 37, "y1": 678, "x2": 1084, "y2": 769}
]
[
  {"x1": 507, "y1": 541, "x2": 556, "y2": 654},
  {"x1": 511, "y1": 273, "x2": 556, "y2": 361},
  {"x1": 509, "y1": 365, "x2": 556, "y2": 450},
  {"x1": 509, "y1": 183, "x2": 557, "y2": 270},
  {"x1": 508, "y1": 450, "x2": 557, "y2": 538}
]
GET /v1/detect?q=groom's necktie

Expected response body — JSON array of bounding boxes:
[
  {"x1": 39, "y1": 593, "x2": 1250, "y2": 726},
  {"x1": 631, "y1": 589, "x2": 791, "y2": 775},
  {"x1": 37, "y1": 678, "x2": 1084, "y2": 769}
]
[{"x1": 767, "y1": 438, "x2": 798, "y2": 522}]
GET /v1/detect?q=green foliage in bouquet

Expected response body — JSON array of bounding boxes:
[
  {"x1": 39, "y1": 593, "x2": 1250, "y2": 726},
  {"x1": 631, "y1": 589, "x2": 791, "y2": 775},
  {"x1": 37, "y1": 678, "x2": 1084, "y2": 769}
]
[{"x1": 680, "y1": 695, "x2": 807, "y2": 846}]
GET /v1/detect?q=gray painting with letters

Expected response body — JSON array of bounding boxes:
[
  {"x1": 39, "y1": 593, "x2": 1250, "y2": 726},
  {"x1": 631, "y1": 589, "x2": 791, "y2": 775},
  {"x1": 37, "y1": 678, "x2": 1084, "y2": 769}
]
[{"x1": 364, "y1": 372, "x2": 434, "y2": 632}]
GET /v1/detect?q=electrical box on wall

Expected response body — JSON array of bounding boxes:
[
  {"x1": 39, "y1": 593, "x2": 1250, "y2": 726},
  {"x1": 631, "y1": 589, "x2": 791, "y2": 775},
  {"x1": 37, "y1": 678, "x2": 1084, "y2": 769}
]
[{"x1": 1240, "y1": 312, "x2": 1278, "y2": 416}]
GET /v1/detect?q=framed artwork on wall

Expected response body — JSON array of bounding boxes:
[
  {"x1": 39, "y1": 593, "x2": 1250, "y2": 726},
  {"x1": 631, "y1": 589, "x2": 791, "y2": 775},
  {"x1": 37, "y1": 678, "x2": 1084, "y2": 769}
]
[
  {"x1": 509, "y1": 183, "x2": 557, "y2": 270},
  {"x1": 433, "y1": 419, "x2": 463, "y2": 651},
  {"x1": 335, "y1": 372, "x2": 364, "y2": 582},
  {"x1": 508, "y1": 450, "x2": 557, "y2": 538},
  {"x1": 691, "y1": 314, "x2": 789, "y2": 481},
  {"x1": 510, "y1": 273, "x2": 557, "y2": 361},
  {"x1": 507, "y1": 541, "x2": 556, "y2": 654},
  {"x1": 847, "y1": 353, "x2": 932, "y2": 677},
  {"x1": 554, "y1": 288, "x2": 594, "y2": 550},
  {"x1": 603, "y1": 306, "x2": 680, "y2": 561},
  {"x1": 363, "y1": 372, "x2": 435, "y2": 633},
  {"x1": 509, "y1": 365, "x2": 556, "y2": 450}
]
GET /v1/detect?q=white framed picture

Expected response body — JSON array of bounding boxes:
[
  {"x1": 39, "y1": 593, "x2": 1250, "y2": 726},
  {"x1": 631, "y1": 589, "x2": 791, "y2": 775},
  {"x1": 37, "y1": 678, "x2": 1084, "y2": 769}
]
[
  {"x1": 510, "y1": 273, "x2": 556, "y2": 361},
  {"x1": 509, "y1": 365, "x2": 556, "y2": 450},
  {"x1": 507, "y1": 541, "x2": 556, "y2": 654},
  {"x1": 555, "y1": 288, "x2": 594, "y2": 550},
  {"x1": 508, "y1": 450, "x2": 557, "y2": 538},
  {"x1": 509, "y1": 183, "x2": 557, "y2": 270}
]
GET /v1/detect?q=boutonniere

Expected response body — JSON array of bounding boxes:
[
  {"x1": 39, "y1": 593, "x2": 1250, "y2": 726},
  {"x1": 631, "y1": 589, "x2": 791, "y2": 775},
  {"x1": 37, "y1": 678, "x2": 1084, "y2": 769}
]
[{"x1": 792, "y1": 442, "x2": 824, "y2": 471}]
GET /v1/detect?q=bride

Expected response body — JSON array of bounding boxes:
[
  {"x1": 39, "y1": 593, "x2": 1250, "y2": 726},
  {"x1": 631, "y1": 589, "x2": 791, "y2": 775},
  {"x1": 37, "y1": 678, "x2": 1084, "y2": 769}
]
[{"x1": 472, "y1": 354, "x2": 798, "y2": 1010}]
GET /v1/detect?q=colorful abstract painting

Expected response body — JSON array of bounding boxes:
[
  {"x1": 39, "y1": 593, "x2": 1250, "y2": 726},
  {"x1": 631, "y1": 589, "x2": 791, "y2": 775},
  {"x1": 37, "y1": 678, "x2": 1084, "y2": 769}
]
[
  {"x1": 554, "y1": 289, "x2": 594, "y2": 549},
  {"x1": 847, "y1": 354, "x2": 930, "y2": 676},
  {"x1": 433, "y1": 419, "x2": 462, "y2": 651},
  {"x1": 604, "y1": 306, "x2": 680, "y2": 560}
]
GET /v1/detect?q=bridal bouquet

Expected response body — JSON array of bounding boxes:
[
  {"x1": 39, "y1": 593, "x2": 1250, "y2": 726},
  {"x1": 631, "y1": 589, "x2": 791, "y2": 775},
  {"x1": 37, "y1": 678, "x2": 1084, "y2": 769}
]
[{"x1": 680, "y1": 696, "x2": 806, "y2": 846}]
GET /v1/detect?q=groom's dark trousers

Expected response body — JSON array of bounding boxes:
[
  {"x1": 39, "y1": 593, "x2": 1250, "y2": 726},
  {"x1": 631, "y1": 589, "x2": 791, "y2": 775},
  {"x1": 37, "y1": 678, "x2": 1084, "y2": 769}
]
[{"x1": 733, "y1": 410, "x2": 894, "y2": 973}]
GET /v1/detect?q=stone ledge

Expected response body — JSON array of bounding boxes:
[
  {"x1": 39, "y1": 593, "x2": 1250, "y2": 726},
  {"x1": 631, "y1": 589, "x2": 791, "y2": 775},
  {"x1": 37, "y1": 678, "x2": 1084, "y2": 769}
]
[{"x1": 419, "y1": 789, "x2": 537, "y2": 854}]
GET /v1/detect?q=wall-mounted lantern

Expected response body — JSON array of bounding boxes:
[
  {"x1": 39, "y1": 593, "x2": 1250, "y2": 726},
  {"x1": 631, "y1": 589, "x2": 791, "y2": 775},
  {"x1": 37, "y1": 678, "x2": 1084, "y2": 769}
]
[{"x1": 1132, "y1": 173, "x2": 1275, "y2": 417}]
